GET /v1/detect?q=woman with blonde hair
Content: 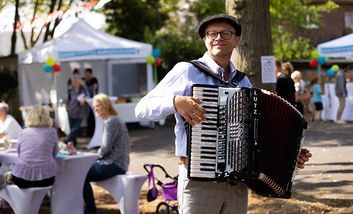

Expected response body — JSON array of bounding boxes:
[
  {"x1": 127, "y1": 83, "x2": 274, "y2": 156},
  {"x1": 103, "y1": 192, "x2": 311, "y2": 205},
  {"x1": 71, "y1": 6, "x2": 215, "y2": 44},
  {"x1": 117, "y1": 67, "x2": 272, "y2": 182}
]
[
  {"x1": 9, "y1": 105, "x2": 59, "y2": 188},
  {"x1": 83, "y1": 93, "x2": 130, "y2": 213},
  {"x1": 291, "y1": 70, "x2": 310, "y2": 114}
]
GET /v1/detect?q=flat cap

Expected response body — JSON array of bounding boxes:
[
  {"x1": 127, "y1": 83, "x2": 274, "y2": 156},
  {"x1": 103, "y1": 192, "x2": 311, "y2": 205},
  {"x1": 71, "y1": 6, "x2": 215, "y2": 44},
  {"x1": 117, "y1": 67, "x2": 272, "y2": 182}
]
[{"x1": 198, "y1": 13, "x2": 242, "y2": 38}]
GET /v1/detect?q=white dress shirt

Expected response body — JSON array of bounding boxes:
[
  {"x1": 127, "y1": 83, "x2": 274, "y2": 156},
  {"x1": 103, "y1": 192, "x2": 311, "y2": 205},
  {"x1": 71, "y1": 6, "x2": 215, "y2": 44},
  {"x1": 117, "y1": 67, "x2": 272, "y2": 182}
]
[
  {"x1": 0, "y1": 115, "x2": 22, "y2": 139},
  {"x1": 135, "y1": 52, "x2": 252, "y2": 157}
]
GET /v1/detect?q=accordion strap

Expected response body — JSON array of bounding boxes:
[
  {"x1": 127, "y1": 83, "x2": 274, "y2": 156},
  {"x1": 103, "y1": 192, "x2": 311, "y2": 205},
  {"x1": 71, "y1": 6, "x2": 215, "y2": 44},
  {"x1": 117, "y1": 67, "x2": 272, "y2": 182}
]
[{"x1": 190, "y1": 60, "x2": 246, "y2": 87}]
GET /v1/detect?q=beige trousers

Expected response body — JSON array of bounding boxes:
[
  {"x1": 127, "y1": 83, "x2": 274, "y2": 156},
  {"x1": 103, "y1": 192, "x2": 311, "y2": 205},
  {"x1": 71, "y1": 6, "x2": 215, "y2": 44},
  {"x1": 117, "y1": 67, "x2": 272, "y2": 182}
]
[
  {"x1": 336, "y1": 97, "x2": 346, "y2": 121},
  {"x1": 178, "y1": 164, "x2": 248, "y2": 214}
]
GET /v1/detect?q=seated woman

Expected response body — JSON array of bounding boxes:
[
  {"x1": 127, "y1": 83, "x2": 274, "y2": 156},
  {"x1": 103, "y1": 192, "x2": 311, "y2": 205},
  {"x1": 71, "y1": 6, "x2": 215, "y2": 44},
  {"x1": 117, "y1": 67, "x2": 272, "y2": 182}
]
[
  {"x1": 11, "y1": 105, "x2": 58, "y2": 188},
  {"x1": 83, "y1": 93, "x2": 130, "y2": 213}
]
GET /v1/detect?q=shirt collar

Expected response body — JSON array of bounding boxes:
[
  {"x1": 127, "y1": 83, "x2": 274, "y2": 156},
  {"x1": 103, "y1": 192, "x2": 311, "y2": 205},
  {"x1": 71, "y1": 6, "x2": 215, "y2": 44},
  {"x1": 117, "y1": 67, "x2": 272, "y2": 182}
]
[{"x1": 199, "y1": 52, "x2": 236, "y2": 75}]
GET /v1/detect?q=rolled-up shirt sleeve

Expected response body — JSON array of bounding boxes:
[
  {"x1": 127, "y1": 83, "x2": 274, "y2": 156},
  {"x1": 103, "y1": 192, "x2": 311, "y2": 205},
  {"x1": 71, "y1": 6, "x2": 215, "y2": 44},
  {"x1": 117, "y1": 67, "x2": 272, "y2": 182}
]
[{"x1": 135, "y1": 62, "x2": 190, "y2": 121}]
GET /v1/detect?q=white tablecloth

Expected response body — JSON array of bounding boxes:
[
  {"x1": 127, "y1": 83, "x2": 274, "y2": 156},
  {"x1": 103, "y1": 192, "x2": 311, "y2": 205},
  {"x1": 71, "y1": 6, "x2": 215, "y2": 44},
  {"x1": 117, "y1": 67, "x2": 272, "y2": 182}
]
[
  {"x1": 321, "y1": 83, "x2": 353, "y2": 121},
  {"x1": 0, "y1": 151, "x2": 98, "y2": 214}
]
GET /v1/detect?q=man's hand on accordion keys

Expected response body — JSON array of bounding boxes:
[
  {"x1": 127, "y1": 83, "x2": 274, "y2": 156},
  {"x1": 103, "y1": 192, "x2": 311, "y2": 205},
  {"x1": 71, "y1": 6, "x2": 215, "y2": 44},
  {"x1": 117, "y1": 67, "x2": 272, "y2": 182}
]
[
  {"x1": 174, "y1": 95, "x2": 206, "y2": 126},
  {"x1": 297, "y1": 148, "x2": 312, "y2": 169}
]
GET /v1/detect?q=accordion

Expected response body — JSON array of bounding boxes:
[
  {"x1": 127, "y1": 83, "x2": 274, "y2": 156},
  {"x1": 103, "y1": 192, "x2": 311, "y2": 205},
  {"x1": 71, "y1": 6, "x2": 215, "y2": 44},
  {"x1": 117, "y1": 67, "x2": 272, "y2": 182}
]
[{"x1": 186, "y1": 84, "x2": 308, "y2": 198}]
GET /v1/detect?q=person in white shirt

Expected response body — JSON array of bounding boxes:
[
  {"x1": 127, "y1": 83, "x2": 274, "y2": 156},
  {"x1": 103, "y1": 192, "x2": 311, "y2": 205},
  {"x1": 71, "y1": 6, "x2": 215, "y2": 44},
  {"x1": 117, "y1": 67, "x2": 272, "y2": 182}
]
[
  {"x1": 0, "y1": 102, "x2": 22, "y2": 140},
  {"x1": 135, "y1": 13, "x2": 312, "y2": 214}
]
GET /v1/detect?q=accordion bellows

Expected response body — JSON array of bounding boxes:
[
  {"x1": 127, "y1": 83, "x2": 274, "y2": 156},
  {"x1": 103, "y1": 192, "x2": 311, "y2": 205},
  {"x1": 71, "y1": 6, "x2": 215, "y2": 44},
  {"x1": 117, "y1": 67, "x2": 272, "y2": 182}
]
[{"x1": 187, "y1": 84, "x2": 307, "y2": 198}]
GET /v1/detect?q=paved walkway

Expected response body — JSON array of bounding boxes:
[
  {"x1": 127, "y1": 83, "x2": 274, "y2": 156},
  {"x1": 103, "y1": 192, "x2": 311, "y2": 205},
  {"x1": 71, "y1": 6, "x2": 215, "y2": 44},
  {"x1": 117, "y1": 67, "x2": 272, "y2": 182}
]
[{"x1": 293, "y1": 121, "x2": 353, "y2": 204}]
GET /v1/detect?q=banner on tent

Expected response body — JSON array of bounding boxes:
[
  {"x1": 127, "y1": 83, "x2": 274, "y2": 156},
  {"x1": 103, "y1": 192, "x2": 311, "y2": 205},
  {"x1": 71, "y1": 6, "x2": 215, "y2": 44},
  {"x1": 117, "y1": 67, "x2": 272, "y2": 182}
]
[
  {"x1": 58, "y1": 48, "x2": 140, "y2": 59},
  {"x1": 320, "y1": 45, "x2": 353, "y2": 55}
]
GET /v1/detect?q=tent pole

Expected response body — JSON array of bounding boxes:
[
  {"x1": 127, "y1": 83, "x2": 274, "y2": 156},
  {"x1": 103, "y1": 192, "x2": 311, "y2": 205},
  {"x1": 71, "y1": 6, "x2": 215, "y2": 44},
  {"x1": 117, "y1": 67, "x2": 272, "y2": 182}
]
[
  {"x1": 317, "y1": 65, "x2": 321, "y2": 84},
  {"x1": 153, "y1": 65, "x2": 158, "y2": 84},
  {"x1": 50, "y1": 72, "x2": 58, "y2": 126}
]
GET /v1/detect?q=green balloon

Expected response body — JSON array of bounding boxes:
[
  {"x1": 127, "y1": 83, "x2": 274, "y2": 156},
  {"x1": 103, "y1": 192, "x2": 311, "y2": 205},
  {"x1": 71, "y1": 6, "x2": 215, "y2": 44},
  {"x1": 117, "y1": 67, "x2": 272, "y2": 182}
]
[
  {"x1": 311, "y1": 50, "x2": 319, "y2": 59},
  {"x1": 332, "y1": 64, "x2": 339, "y2": 72},
  {"x1": 46, "y1": 57, "x2": 55, "y2": 66},
  {"x1": 146, "y1": 56, "x2": 155, "y2": 64}
]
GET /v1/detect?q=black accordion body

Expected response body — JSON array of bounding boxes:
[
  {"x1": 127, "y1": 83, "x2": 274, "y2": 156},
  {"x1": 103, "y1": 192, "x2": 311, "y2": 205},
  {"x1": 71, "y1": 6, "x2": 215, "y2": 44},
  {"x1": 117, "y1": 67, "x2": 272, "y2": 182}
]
[{"x1": 186, "y1": 84, "x2": 308, "y2": 198}]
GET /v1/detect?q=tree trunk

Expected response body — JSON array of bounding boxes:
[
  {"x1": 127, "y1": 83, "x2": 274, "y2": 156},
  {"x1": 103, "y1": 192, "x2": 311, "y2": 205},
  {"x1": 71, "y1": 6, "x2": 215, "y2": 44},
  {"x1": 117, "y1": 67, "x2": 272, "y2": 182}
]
[
  {"x1": 49, "y1": 0, "x2": 64, "y2": 39},
  {"x1": 10, "y1": 0, "x2": 20, "y2": 56},
  {"x1": 30, "y1": 0, "x2": 40, "y2": 47},
  {"x1": 226, "y1": 0, "x2": 274, "y2": 90},
  {"x1": 43, "y1": 0, "x2": 57, "y2": 42}
]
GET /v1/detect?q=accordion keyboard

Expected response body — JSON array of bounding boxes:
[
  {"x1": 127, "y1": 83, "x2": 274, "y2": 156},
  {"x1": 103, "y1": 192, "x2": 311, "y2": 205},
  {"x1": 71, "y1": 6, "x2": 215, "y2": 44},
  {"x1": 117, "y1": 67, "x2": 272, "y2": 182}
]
[
  {"x1": 189, "y1": 86, "x2": 250, "y2": 179},
  {"x1": 189, "y1": 86, "x2": 219, "y2": 178}
]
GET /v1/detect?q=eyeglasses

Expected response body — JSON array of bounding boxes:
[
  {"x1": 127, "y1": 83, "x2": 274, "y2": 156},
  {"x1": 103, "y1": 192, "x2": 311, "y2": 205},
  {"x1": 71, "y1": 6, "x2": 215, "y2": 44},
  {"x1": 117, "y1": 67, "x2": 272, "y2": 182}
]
[{"x1": 205, "y1": 31, "x2": 236, "y2": 40}]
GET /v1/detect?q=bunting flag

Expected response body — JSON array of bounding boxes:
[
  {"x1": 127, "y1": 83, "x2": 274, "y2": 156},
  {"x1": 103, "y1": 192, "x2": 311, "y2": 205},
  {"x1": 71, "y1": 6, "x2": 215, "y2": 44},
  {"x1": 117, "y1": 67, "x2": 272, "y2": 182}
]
[
  {"x1": 2, "y1": 0, "x2": 99, "y2": 32},
  {"x1": 94, "y1": 0, "x2": 112, "y2": 10}
]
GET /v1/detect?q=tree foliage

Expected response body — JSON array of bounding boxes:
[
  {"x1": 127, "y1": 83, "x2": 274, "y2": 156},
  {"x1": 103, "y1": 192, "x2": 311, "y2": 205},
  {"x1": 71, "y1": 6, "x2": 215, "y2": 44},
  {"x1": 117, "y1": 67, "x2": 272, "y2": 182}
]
[
  {"x1": 144, "y1": 0, "x2": 226, "y2": 79},
  {"x1": 190, "y1": 0, "x2": 226, "y2": 20},
  {"x1": 270, "y1": 0, "x2": 338, "y2": 61},
  {"x1": 101, "y1": 0, "x2": 171, "y2": 42},
  {"x1": 0, "y1": 0, "x2": 8, "y2": 10}
]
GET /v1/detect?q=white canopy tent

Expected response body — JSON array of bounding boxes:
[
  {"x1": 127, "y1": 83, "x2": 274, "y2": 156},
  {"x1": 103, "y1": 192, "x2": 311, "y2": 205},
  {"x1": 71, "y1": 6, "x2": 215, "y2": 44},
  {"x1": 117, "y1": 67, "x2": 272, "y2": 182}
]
[
  {"x1": 17, "y1": 19, "x2": 154, "y2": 107},
  {"x1": 318, "y1": 33, "x2": 353, "y2": 58},
  {"x1": 317, "y1": 33, "x2": 353, "y2": 122}
]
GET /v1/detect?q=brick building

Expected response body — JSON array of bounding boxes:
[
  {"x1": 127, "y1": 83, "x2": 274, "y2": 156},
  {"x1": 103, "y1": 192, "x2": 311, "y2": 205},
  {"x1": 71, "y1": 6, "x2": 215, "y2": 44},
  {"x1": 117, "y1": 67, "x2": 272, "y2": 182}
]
[{"x1": 306, "y1": 0, "x2": 353, "y2": 47}]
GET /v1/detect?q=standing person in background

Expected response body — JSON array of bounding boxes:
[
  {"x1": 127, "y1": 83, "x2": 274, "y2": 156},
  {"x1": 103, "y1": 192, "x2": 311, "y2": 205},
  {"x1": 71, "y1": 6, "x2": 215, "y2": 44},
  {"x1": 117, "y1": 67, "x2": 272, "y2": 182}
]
[
  {"x1": 310, "y1": 77, "x2": 323, "y2": 121},
  {"x1": 67, "y1": 68, "x2": 80, "y2": 90},
  {"x1": 275, "y1": 58, "x2": 283, "y2": 78},
  {"x1": 0, "y1": 102, "x2": 22, "y2": 140},
  {"x1": 335, "y1": 65, "x2": 347, "y2": 124},
  {"x1": 84, "y1": 68, "x2": 99, "y2": 138},
  {"x1": 83, "y1": 93, "x2": 129, "y2": 214},
  {"x1": 135, "y1": 14, "x2": 311, "y2": 214},
  {"x1": 276, "y1": 61, "x2": 296, "y2": 106},
  {"x1": 10, "y1": 105, "x2": 58, "y2": 188},
  {"x1": 84, "y1": 68, "x2": 99, "y2": 97},
  {"x1": 64, "y1": 75, "x2": 90, "y2": 146},
  {"x1": 291, "y1": 70, "x2": 310, "y2": 115}
]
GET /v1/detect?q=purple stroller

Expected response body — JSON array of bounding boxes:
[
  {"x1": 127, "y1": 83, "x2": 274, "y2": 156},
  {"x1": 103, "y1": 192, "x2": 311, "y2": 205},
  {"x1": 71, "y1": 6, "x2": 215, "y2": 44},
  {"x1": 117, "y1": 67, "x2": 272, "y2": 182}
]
[{"x1": 143, "y1": 164, "x2": 178, "y2": 214}]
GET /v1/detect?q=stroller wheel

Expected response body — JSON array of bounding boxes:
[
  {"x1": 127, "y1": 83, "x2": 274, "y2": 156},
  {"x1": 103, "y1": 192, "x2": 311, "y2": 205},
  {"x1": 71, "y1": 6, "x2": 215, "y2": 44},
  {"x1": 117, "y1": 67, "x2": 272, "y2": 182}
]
[{"x1": 156, "y1": 202, "x2": 178, "y2": 214}]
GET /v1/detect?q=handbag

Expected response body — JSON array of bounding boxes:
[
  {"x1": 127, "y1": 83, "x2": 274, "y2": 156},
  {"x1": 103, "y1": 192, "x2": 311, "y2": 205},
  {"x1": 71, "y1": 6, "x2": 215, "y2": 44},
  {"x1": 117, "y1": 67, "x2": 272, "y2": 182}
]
[{"x1": 146, "y1": 164, "x2": 158, "y2": 202}]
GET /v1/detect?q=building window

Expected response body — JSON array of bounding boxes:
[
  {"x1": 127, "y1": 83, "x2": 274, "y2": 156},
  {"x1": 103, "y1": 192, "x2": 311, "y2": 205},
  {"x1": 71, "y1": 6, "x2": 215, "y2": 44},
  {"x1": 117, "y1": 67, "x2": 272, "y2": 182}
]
[
  {"x1": 345, "y1": 12, "x2": 353, "y2": 28},
  {"x1": 304, "y1": 15, "x2": 319, "y2": 29}
]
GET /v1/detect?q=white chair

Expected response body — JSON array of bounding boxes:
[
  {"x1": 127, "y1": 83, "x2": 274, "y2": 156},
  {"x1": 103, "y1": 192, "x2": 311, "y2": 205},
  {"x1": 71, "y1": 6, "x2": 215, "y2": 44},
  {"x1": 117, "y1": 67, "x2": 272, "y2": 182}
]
[
  {"x1": 94, "y1": 174, "x2": 148, "y2": 214},
  {"x1": 0, "y1": 185, "x2": 51, "y2": 214}
]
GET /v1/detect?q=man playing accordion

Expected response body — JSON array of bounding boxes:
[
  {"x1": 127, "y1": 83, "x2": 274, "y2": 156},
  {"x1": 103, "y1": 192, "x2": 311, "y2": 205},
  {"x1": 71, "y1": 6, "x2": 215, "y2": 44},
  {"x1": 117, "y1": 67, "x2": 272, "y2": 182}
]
[{"x1": 136, "y1": 13, "x2": 312, "y2": 214}]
